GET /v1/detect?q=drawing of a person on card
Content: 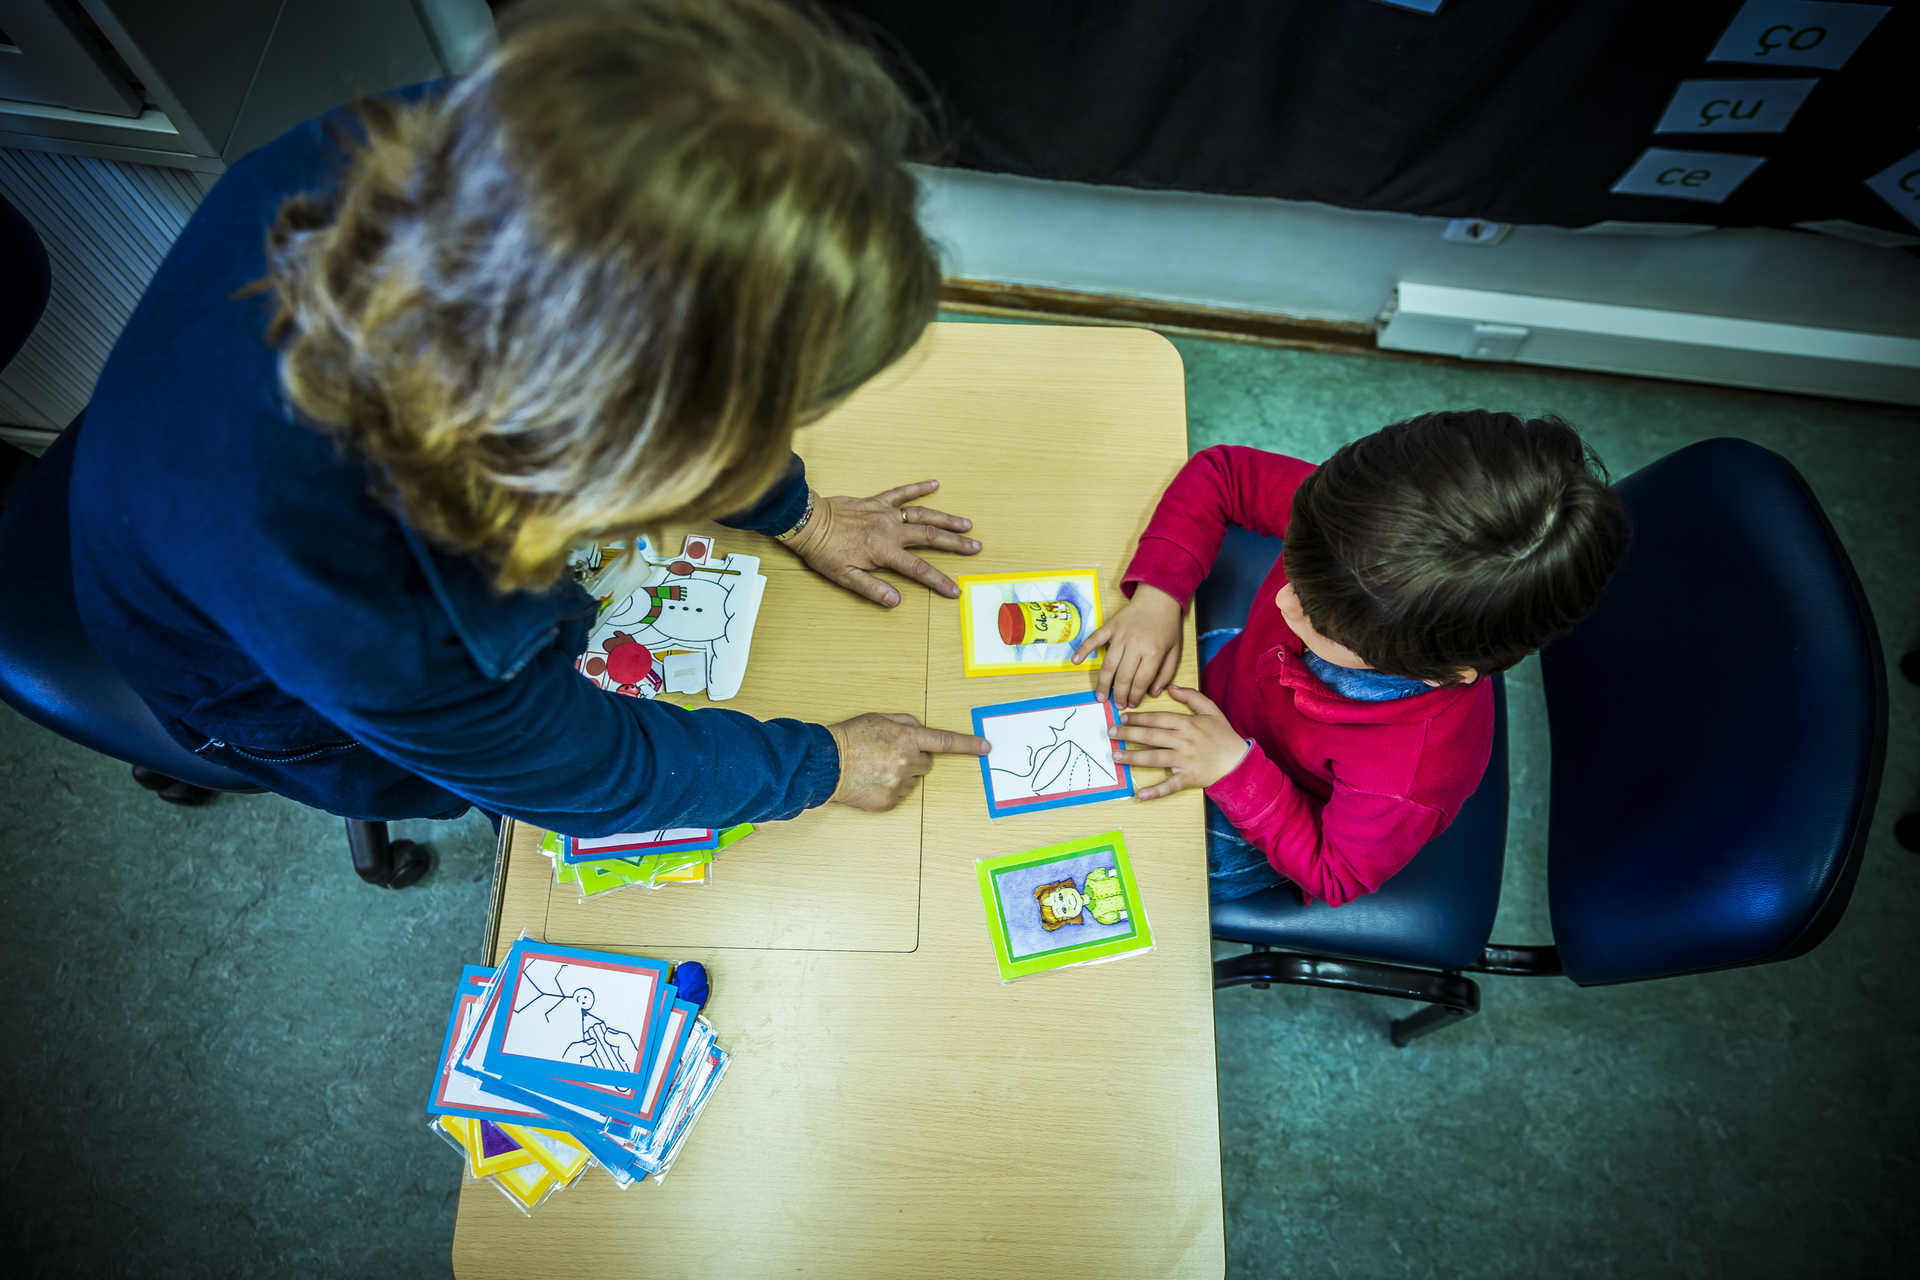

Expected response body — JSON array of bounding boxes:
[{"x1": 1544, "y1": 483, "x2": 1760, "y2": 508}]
[
  {"x1": 560, "y1": 994, "x2": 639, "y2": 1073},
  {"x1": 1035, "y1": 867, "x2": 1129, "y2": 930}
]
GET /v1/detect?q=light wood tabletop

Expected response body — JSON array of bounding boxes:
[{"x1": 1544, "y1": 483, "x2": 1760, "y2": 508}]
[{"x1": 453, "y1": 322, "x2": 1225, "y2": 1278}]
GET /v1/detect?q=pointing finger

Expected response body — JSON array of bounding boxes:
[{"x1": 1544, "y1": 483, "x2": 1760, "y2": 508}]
[{"x1": 914, "y1": 726, "x2": 992, "y2": 756}]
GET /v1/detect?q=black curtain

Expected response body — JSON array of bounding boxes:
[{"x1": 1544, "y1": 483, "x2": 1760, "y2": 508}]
[{"x1": 833, "y1": 0, "x2": 1917, "y2": 234}]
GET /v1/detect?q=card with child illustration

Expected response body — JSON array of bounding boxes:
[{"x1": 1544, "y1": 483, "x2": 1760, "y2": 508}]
[
  {"x1": 957, "y1": 569, "x2": 1104, "y2": 677},
  {"x1": 975, "y1": 830, "x2": 1153, "y2": 981},
  {"x1": 973, "y1": 690, "x2": 1133, "y2": 818}
]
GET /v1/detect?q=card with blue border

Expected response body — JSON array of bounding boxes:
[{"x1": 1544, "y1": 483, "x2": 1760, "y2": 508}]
[
  {"x1": 972, "y1": 690, "x2": 1133, "y2": 819},
  {"x1": 559, "y1": 828, "x2": 721, "y2": 865},
  {"x1": 480, "y1": 938, "x2": 674, "y2": 1095}
]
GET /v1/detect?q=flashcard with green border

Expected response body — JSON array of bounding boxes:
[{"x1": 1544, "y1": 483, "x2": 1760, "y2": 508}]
[{"x1": 975, "y1": 830, "x2": 1153, "y2": 981}]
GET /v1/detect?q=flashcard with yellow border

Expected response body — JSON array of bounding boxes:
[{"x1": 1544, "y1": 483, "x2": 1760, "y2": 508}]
[{"x1": 957, "y1": 569, "x2": 1103, "y2": 678}]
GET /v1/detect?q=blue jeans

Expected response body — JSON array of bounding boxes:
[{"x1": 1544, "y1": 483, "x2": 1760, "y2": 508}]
[{"x1": 1198, "y1": 627, "x2": 1289, "y2": 906}]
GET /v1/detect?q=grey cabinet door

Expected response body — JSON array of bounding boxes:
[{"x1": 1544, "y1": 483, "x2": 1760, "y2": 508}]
[{"x1": 0, "y1": 0, "x2": 142, "y2": 117}]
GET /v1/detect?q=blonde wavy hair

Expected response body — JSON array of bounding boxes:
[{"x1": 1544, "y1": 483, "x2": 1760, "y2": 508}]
[{"x1": 262, "y1": 0, "x2": 941, "y2": 591}]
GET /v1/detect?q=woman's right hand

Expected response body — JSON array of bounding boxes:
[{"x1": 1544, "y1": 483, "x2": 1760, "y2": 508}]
[
  {"x1": 825, "y1": 713, "x2": 991, "y2": 811},
  {"x1": 1070, "y1": 583, "x2": 1184, "y2": 708}
]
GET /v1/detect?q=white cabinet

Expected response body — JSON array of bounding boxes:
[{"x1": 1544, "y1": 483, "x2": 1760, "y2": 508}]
[{"x1": 0, "y1": 0, "x2": 492, "y2": 446}]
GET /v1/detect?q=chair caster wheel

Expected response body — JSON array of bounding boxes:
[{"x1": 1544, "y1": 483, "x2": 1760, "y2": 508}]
[
  {"x1": 131, "y1": 765, "x2": 215, "y2": 806},
  {"x1": 384, "y1": 839, "x2": 434, "y2": 889}
]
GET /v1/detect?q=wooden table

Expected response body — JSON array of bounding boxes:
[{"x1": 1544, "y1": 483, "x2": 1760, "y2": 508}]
[{"x1": 453, "y1": 322, "x2": 1224, "y2": 1278}]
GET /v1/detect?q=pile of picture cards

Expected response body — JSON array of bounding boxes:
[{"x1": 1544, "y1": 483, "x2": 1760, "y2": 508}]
[
  {"x1": 427, "y1": 936, "x2": 730, "y2": 1213},
  {"x1": 538, "y1": 824, "x2": 754, "y2": 901}
]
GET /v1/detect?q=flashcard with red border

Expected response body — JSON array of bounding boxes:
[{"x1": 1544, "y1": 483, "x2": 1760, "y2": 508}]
[
  {"x1": 972, "y1": 690, "x2": 1134, "y2": 819},
  {"x1": 628, "y1": 998, "x2": 698, "y2": 1134},
  {"x1": 445, "y1": 966, "x2": 647, "y2": 1182},
  {"x1": 451, "y1": 962, "x2": 651, "y2": 1122},
  {"x1": 427, "y1": 965, "x2": 552, "y2": 1127},
  {"x1": 445, "y1": 966, "x2": 640, "y2": 1126},
  {"x1": 560, "y1": 828, "x2": 721, "y2": 865},
  {"x1": 480, "y1": 938, "x2": 674, "y2": 1095}
]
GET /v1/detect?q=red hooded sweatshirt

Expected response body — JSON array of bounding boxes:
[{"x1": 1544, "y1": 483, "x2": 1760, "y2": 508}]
[{"x1": 1122, "y1": 446, "x2": 1495, "y2": 907}]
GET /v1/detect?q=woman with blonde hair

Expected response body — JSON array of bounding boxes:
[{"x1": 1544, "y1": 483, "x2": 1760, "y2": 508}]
[{"x1": 65, "y1": 0, "x2": 987, "y2": 839}]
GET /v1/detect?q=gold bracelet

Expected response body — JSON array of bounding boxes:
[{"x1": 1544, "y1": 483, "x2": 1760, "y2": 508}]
[{"x1": 774, "y1": 488, "x2": 817, "y2": 544}]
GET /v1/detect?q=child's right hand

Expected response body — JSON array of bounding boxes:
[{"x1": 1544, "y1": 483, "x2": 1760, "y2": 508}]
[{"x1": 1070, "y1": 583, "x2": 1184, "y2": 709}]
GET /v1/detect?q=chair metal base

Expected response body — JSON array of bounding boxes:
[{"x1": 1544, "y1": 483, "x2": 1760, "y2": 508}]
[
  {"x1": 1215, "y1": 941, "x2": 1573, "y2": 1045},
  {"x1": 120, "y1": 766, "x2": 431, "y2": 888},
  {"x1": 1214, "y1": 946, "x2": 1481, "y2": 1047},
  {"x1": 346, "y1": 818, "x2": 434, "y2": 889},
  {"x1": 130, "y1": 764, "x2": 217, "y2": 806}
]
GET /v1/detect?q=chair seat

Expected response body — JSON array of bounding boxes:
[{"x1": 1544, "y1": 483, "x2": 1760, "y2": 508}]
[
  {"x1": 0, "y1": 424, "x2": 256, "y2": 792},
  {"x1": 1210, "y1": 675, "x2": 1508, "y2": 971}
]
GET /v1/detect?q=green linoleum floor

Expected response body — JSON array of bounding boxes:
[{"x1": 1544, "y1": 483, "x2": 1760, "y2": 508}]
[{"x1": 2, "y1": 327, "x2": 1915, "y2": 1277}]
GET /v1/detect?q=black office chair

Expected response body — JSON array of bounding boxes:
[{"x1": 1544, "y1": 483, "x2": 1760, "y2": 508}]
[
  {"x1": 0, "y1": 195, "x2": 428, "y2": 888},
  {"x1": 1206, "y1": 438, "x2": 1887, "y2": 1042}
]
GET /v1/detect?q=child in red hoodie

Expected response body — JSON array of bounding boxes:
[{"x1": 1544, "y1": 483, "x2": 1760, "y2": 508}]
[{"x1": 1072, "y1": 411, "x2": 1627, "y2": 908}]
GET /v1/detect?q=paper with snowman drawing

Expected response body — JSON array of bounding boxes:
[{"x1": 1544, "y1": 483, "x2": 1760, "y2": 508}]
[{"x1": 574, "y1": 533, "x2": 767, "y2": 701}]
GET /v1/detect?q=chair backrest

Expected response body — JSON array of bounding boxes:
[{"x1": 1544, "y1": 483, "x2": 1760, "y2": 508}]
[
  {"x1": 1541, "y1": 438, "x2": 1886, "y2": 986},
  {"x1": 0, "y1": 422, "x2": 256, "y2": 790}
]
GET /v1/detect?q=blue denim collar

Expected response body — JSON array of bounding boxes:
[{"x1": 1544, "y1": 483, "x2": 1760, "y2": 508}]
[
  {"x1": 1300, "y1": 649, "x2": 1430, "y2": 702},
  {"x1": 394, "y1": 519, "x2": 593, "y2": 681}
]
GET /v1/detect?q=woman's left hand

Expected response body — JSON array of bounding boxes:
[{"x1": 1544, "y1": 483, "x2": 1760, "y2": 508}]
[
  {"x1": 1110, "y1": 685, "x2": 1251, "y2": 800},
  {"x1": 785, "y1": 480, "x2": 982, "y2": 607}
]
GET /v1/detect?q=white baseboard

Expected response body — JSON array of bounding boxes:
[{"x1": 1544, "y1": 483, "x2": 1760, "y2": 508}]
[{"x1": 1381, "y1": 282, "x2": 1920, "y2": 406}]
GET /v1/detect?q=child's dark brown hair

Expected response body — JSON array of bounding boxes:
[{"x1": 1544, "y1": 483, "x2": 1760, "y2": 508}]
[{"x1": 1281, "y1": 411, "x2": 1629, "y2": 684}]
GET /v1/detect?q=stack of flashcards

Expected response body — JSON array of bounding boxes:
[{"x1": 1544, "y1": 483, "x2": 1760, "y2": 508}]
[
  {"x1": 427, "y1": 937, "x2": 731, "y2": 1213},
  {"x1": 538, "y1": 824, "x2": 754, "y2": 900},
  {"x1": 975, "y1": 831, "x2": 1154, "y2": 981}
]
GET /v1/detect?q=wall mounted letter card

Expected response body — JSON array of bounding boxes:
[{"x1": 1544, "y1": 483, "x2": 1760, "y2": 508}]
[
  {"x1": 1611, "y1": 148, "x2": 1767, "y2": 203},
  {"x1": 1707, "y1": 0, "x2": 1889, "y2": 70}
]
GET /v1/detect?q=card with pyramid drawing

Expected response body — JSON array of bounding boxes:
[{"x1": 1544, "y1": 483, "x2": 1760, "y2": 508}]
[{"x1": 971, "y1": 690, "x2": 1134, "y2": 818}]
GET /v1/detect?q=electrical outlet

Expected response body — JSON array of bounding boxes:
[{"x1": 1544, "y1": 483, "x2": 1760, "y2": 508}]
[
  {"x1": 1444, "y1": 218, "x2": 1512, "y2": 246},
  {"x1": 1465, "y1": 323, "x2": 1529, "y2": 361}
]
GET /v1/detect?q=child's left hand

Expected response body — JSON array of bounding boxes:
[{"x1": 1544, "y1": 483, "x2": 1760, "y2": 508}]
[{"x1": 1109, "y1": 685, "x2": 1251, "y2": 800}]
